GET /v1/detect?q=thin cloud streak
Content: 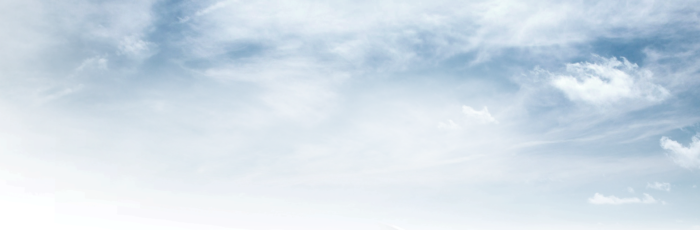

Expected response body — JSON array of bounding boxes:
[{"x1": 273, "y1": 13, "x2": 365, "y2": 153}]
[
  {"x1": 647, "y1": 182, "x2": 671, "y2": 192},
  {"x1": 588, "y1": 193, "x2": 659, "y2": 205}
]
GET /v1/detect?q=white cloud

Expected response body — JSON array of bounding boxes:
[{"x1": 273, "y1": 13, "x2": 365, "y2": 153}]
[
  {"x1": 201, "y1": 58, "x2": 345, "y2": 123},
  {"x1": 660, "y1": 135, "x2": 700, "y2": 169},
  {"x1": 462, "y1": 106, "x2": 498, "y2": 124},
  {"x1": 180, "y1": 0, "x2": 694, "y2": 120},
  {"x1": 118, "y1": 35, "x2": 156, "y2": 60},
  {"x1": 588, "y1": 193, "x2": 658, "y2": 205},
  {"x1": 39, "y1": 85, "x2": 84, "y2": 104},
  {"x1": 647, "y1": 182, "x2": 671, "y2": 192},
  {"x1": 76, "y1": 56, "x2": 108, "y2": 71},
  {"x1": 438, "y1": 120, "x2": 462, "y2": 130},
  {"x1": 588, "y1": 193, "x2": 639, "y2": 205},
  {"x1": 640, "y1": 193, "x2": 659, "y2": 204},
  {"x1": 178, "y1": 0, "x2": 231, "y2": 23},
  {"x1": 551, "y1": 56, "x2": 669, "y2": 105}
]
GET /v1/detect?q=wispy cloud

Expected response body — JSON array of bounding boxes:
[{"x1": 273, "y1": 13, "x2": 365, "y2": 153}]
[
  {"x1": 76, "y1": 55, "x2": 109, "y2": 71},
  {"x1": 178, "y1": 0, "x2": 232, "y2": 23},
  {"x1": 588, "y1": 193, "x2": 658, "y2": 205},
  {"x1": 647, "y1": 182, "x2": 671, "y2": 192},
  {"x1": 462, "y1": 106, "x2": 498, "y2": 124},
  {"x1": 660, "y1": 134, "x2": 700, "y2": 169},
  {"x1": 438, "y1": 120, "x2": 462, "y2": 130},
  {"x1": 153, "y1": 0, "x2": 700, "y2": 150},
  {"x1": 118, "y1": 35, "x2": 156, "y2": 60}
]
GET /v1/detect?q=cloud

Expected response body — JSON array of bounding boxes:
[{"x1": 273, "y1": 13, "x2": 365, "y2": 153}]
[
  {"x1": 438, "y1": 120, "x2": 462, "y2": 130},
  {"x1": 647, "y1": 182, "x2": 671, "y2": 192},
  {"x1": 118, "y1": 35, "x2": 156, "y2": 60},
  {"x1": 627, "y1": 187, "x2": 635, "y2": 193},
  {"x1": 178, "y1": 0, "x2": 231, "y2": 23},
  {"x1": 660, "y1": 135, "x2": 700, "y2": 169},
  {"x1": 588, "y1": 193, "x2": 658, "y2": 205},
  {"x1": 76, "y1": 56, "x2": 108, "y2": 71},
  {"x1": 462, "y1": 106, "x2": 498, "y2": 124},
  {"x1": 588, "y1": 193, "x2": 639, "y2": 205},
  {"x1": 551, "y1": 56, "x2": 669, "y2": 105},
  {"x1": 201, "y1": 58, "x2": 345, "y2": 123},
  {"x1": 640, "y1": 193, "x2": 660, "y2": 204},
  {"x1": 180, "y1": 0, "x2": 695, "y2": 120}
]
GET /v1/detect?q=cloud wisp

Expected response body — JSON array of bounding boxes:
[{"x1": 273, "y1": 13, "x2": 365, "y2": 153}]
[
  {"x1": 660, "y1": 135, "x2": 700, "y2": 169},
  {"x1": 588, "y1": 193, "x2": 658, "y2": 205},
  {"x1": 462, "y1": 106, "x2": 498, "y2": 124},
  {"x1": 437, "y1": 119, "x2": 462, "y2": 130},
  {"x1": 647, "y1": 182, "x2": 671, "y2": 192}
]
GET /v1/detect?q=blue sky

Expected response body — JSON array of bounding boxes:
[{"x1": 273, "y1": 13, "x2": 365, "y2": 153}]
[{"x1": 1, "y1": 0, "x2": 700, "y2": 229}]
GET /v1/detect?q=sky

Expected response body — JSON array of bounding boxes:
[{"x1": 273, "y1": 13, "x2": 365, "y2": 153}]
[{"x1": 1, "y1": 0, "x2": 700, "y2": 229}]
